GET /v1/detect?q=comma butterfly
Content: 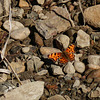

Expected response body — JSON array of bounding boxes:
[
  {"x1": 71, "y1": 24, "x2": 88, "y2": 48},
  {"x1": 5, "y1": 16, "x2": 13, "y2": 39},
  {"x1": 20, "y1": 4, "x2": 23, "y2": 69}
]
[{"x1": 48, "y1": 44, "x2": 75, "y2": 64}]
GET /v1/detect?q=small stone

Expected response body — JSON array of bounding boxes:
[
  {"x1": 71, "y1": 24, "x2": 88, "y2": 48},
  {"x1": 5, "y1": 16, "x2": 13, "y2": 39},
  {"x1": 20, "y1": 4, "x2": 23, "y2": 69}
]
[
  {"x1": 84, "y1": 5, "x2": 100, "y2": 28},
  {"x1": 55, "y1": 34, "x2": 70, "y2": 49},
  {"x1": 19, "y1": 0, "x2": 29, "y2": 8},
  {"x1": 74, "y1": 61, "x2": 85, "y2": 73},
  {"x1": 51, "y1": 65, "x2": 64, "y2": 75},
  {"x1": 12, "y1": 7, "x2": 24, "y2": 18},
  {"x1": 37, "y1": 70, "x2": 48, "y2": 75},
  {"x1": 64, "y1": 95, "x2": 71, "y2": 100},
  {"x1": 74, "y1": 54, "x2": 82, "y2": 61},
  {"x1": 11, "y1": 27, "x2": 30, "y2": 40},
  {"x1": 27, "y1": 60, "x2": 34, "y2": 71},
  {"x1": 88, "y1": 55, "x2": 100, "y2": 65},
  {"x1": 22, "y1": 47, "x2": 30, "y2": 53},
  {"x1": 64, "y1": 62, "x2": 75, "y2": 74},
  {"x1": 73, "y1": 79, "x2": 80, "y2": 87},
  {"x1": 39, "y1": 13, "x2": 48, "y2": 20},
  {"x1": 76, "y1": 29, "x2": 90, "y2": 48},
  {"x1": 3, "y1": 20, "x2": 24, "y2": 32},
  {"x1": 9, "y1": 61, "x2": 25, "y2": 74},
  {"x1": 74, "y1": 73, "x2": 82, "y2": 79},
  {"x1": 40, "y1": 47, "x2": 61, "y2": 55},
  {"x1": 37, "y1": 0, "x2": 45, "y2": 5},
  {"x1": 32, "y1": 5, "x2": 43, "y2": 13},
  {"x1": 34, "y1": 32, "x2": 44, "y2": 46},
  {"x1": 1, "y1": 81, "x2": 44, "y2": 100},
  {"x1": 79, "y1": 84, "x2": 91, "y2": 93},
  {"x1": 64, "y1": 74, "x2": 73, "y2": 80},
  {"x1": 47, "y1": 94, "x2": 65, "y2": 100},
  {"x1": 88, "y1": 64, "x2": 100, "y2": 69},
  {"x1": 90, "y1": 87, "x2": 100, "y2": 97}
]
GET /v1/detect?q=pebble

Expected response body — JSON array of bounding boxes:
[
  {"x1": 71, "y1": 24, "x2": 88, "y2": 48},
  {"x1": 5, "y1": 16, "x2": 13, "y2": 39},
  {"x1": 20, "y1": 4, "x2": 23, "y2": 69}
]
[
  {"x1": 32, "y1": 5, "x2": 43, "y2": 13},
  {"x1": 84, "y1": 5, "x2": 100, "y2": 28},
  {"x1": 64, "y1": 62, "x2": 75, "y2": 74},
  {"x1": 39, "y1": 13, "x2": 48, "y2": 20},
  {"x1": 51, "y1": 65, "x2": 64, "y2": 75},
  {"x1": 64, "y1": 74, "x2": 73, "y2": 80},
  {"x1": 55, "y1": 34, "x2": 70, "y2": 49},
  {"x1": 37, "y1": 0, "x2": 45, "y2": 5},
  {"x1": 27, "y1": 60, "x2": 34, "y2": 71},
  {"x1": 79, "y1": 84, "x2": 91, "y2": 93},
  {"x1": 1, "y1": 81, "x2": 44, "y2": 100},
  {"x1": 88, "y1": 55, "x2": 100, "y2": 65},
  {"x1": 47, "y1": 94, "x2": 65, "y2": 100},
  {"x1": 10, "y1": 61, "x2": 25, "y2": 74},
  {"x1": 40, "y1": 47, "x2": 61, "y2": 55},
  {"x1": 76, "y1": 29, "x2": 90, "y2": 48},
  {"x1": 22, "y1": 47, "x2": 30, "y2": 53},
  {"x1": 11, "y1": 27, "x2": 30, "y2": 40},
  {"x1": 88, "y1": 64, "x2": 100, "y2": 69},
  {"x1": 74, "y1": 54, "x2": 82, "y2": 61},
  {"x1": 74, "y1": 73, "x2": 82, "y2": 79},
  {"x1": 37, "y1": 70, "x2": 48, "y2": 75},
  {"x1": 19, "y1": 0, "x2": 29, "y2": 8},
  {"x1": 3, "y1": 20, "x2": 24, "y2": 32},
  {"x1": 12, "y1": 7, "x2": 24, "y2": 18},
  {"x1": 74, "y1": 61, "x2": 85, "y2": 73},
  {"x1": 73, "y1": 79, "x2": 80, "y2": 87}
]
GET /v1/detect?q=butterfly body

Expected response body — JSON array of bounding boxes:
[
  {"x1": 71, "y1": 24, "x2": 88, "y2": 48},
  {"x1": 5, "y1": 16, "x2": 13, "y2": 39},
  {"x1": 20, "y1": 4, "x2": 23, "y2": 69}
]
[{"x1": 48, "y1": 44, "x2": 75, "y2": 64}]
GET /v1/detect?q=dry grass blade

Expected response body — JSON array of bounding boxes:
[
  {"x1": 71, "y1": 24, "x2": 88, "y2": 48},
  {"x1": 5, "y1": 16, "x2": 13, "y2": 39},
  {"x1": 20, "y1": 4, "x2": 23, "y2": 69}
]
[{"x1": 0, "y1": 69, "x2": 11, "y2": 74}]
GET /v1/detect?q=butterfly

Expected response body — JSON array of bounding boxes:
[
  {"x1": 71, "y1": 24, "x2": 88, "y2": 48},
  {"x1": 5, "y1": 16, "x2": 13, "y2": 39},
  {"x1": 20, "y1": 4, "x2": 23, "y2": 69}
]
[{"x1": 48, "y1": 44, "x2": 75, "y2": 64}]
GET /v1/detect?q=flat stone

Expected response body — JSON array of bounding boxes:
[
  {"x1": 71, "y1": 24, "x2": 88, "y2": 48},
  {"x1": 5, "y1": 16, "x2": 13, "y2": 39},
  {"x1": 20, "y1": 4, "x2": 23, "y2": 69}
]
[
  {"x1": 76, "y1": 29, "x2": 90, "y2": 48},
  {"x1": 84, "y1": 5, "x2": 100, "y2": 28},
  {"x1": 37, "y1": 70, "x2": 48, "y2": 75},
  {"x1": 27, "y1": 60, "x2": 34, "y2": 71},
  {"x1": 22, "y1": 47, "x2": 30, "y2": 53},
  {"x1": 47, "y1": 95, "x2": 65, "y2": 100},
  {"x1": 32, "y1": 5, "x2": 43, "y2": 13},
  {"x1": 0, "y1": 81, "x2": 44, "y2": 100}
]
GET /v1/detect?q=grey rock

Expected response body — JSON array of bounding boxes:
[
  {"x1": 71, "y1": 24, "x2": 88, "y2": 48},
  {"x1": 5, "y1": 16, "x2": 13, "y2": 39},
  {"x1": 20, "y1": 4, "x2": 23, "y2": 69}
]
[
  {"x1": 0, "y1": 81, "x2": 44, "y2": 100},
  {"x1": 27, "y1": 60, "x2": 34, "y2": 71},
  {"x1": 55, "y1": 34, "x2": 70, "y2": 49},
  {"x1": 84, "y1": 5, "x2": 100, "y2": 28},
  {"x1": 74, "y1": 61, "x2": 85, "y2": 73},
  {"x1": 51, "y1": 65, "x2": 64, "y2": 75},
  {"x1": 48, "y1": 95, "x2": 65, "y2": 100},
  {"x1": 76, "y1": 30, "x2": 90, "y2": 48},
  {"x1": 37, "y1": 70, "x2": 48, "y2": 75},
  {"x1": 64, "y1": 62, "x2": 75, "y2": 74},
  {"x1": 74, "y1": 54, "x2": 82, "y2": 61}
]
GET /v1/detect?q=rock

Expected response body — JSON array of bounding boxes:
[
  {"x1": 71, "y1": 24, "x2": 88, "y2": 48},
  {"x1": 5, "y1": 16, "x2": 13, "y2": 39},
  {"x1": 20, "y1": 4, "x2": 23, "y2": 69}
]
[
  {"x1": 51, "y1": 65, "x2": 64, "y2": 75},
  {"x1": 74, "y1": 61, "x2": 85, "y2": 73},
  {"x1": 0, "y1": 73, "x2": 7, "y2": 82},
  {"x1": 88, "y1": 64, "x2": 100, "y2": 69},
  {"x1": 90, "y1": 87, "x2": 100, "y2": 97},
  {"x1": 64, "y1": 62, "x2": 75, "y2": 74},
  {"x1": 76, "y1": 29, "x2": 90, "y2": 48},
  {"x1": 64, "y1": 74, "x2": 73, "y2": 80},
  {"x1": 37, "y1": 70, "x2": 48, "y2": 75},
  {"x1": 34, "y1": 32, "x2": 44, "y2": 46},
  {"x1": 11, "y1": 27, "x2": 30, "y2": 40},
  {"x1": 0, "y1": 1, "x2": 3, "y2": 16},
  {"x1": 47, "y1": 95, "x2": 65, "y2": 100},
  {"x1": 84, "y1": 5, "x2": 100, "y2": 28},
  {"x1": 73, "y1": 79, "x2": 80, "y2": 87},
  {"x1": 79, "y1": 84, "x2": 91, "y2": 93},
  {"x1": 88, "y1": 55, "x2": 100, "y2": 65},
  {"x1": 39, "y1": 13, "x2": 48, "y2": 20},
  {"x1": 19, "y1": 0, "x2": 29, "y2": 8},
  {"x1": 91, "y1": 32, "x2": 100, "y2": 40},
  {"x1": 32, "y1": 5, "x2": 43, "y2": 13},
  {"x1": 35, "y1": 7, "x2": 71, "y2": 39},
  {"x1": 22, "y1": 47, "x2": 30, "y2": 53},
  {"x1": 3, "y1": 20, "x2": 24, "y2": 32},
  {"x1": 64, "y1": 95, "x2": 71, "y2": 100},
  {"x1": 55, "y1": 34, "x2": 70, "y2": 49},
  {"x1": 9, "y1": 61, "x2": 25, "y2": 74},
  {"x1": 74, "y1": 73, "x2": 82, "y2": 79},
  {"x1": 27, "y1": 60, "x2": 34, "y2": 71},
  {"x1": 40, "y1": 47, "x2": 61, "y2": 55},
  {"x1": 12, "y1": 7, "x2": 24, "y2": 18},
  {"x1": 1, "y1": 81, "x2": 44, "y2": 100},
  {"x1": 37, "y1": 0, "x2": 45, "y2": 5},
  {"x1": 74, "y1": 54, "x2": 82, "y2": 61}
]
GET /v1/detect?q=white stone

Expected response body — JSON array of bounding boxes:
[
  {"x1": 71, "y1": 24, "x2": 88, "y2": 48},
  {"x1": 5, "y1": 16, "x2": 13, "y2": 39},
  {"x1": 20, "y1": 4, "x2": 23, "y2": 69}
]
[
  {"x1": 37, "y1": 70, "x2": 48, "y2": 75},
  {"x1": 32, "y1": 5, "x2": 43, "y2": 13},
  {"x1": 64, "y1": 62, "x2": 75, "y2": 74},
  {"x1": 74, "y1": 54, "x2": 82, "y2": 61},
  {"x1": 3, "y1": 20, "x2": 24, "y2": 32},
  {"x1": 88, "y1": 55, "x2": 100, "y2": 65},
  {"x1": 22, "y1": 47, "x2": 30, "y2": 53},
  {"x1": 1, "y1": 81, "x2": 44, "y2": 100},
  {"x1": 56, "y1": 34, "x2": 70, "y2": 49},
  {"x1": 37, "y1": 0, "x2": 45, "y2": 5},
  {"x1": 11, "y1": 27, "x2": 30, "y2": 40},
  {"x1": 73, "y1": 79, "x2": 80, "y2": 87},
  {"x1": 74, "y1": 61, "x2": 85, "y2": 73},
  {"x1": 51, "y1": 65, "x2": 64, "y2": 75},
  {"x1": 76, "y1": 29, "x2": 90, "y2": 48},
  {"x1": 88, "y1": 64, "x2": 100, "y2": 69}
]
